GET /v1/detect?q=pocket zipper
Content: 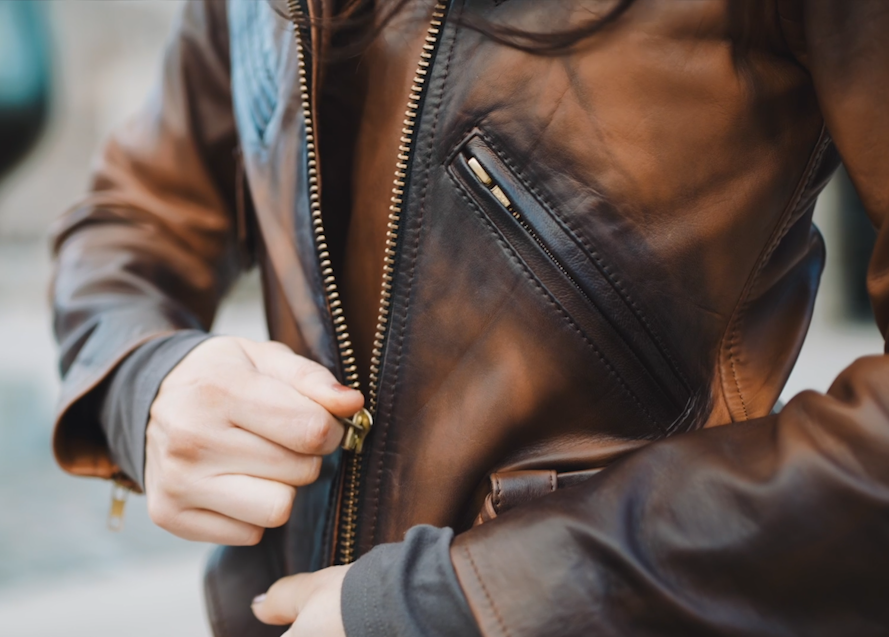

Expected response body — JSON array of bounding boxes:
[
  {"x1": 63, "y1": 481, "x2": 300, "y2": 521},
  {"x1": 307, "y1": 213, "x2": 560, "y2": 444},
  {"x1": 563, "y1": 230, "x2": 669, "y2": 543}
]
[
  {"x1": 467, "y1": 155, "x2": 604, "y2": 322},
  {"x1": 458, "y1": 143, "x2": 691, "y2": 429}
]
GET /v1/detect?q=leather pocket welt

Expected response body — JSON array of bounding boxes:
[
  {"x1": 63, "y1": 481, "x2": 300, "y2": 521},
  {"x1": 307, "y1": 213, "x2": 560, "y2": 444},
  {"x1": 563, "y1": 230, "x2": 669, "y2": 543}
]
[
  {"x1": 473, "y1": 469, "x2": 604, "y2": 527},
  {"x1": 448, "y1": 131, "x2": 691, "y2": 433}
]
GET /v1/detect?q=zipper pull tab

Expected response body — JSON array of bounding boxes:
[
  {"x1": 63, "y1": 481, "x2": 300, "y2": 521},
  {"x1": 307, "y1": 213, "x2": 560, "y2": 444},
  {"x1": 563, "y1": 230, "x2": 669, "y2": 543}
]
[
  {"x1": 108, "y1": 481, "x2": 130, "y2": 532},
  {"x1": 341, "y1": 408, "x2": 374, "y2": 454}
]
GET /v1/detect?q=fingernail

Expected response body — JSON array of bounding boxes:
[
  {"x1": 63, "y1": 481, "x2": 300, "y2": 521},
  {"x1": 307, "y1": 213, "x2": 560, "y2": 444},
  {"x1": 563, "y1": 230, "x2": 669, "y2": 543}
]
[
  {"x1": 331, "y1": 382, "x2": 356, "y2": 393},
  {"x1": 252, "y1": 594, "x2": 266, "y2": 606}
]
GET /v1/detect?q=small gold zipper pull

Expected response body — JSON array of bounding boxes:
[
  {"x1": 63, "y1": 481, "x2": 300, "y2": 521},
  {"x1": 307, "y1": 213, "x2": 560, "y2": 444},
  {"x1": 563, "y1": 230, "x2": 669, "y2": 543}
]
[
  {"x1": 467, "y1": 156, "x2": 514, "y2": 211},
  {"x1": 341, "y1": 408, "x2": 374, "y2": 454},
  {"x1": 107, "y1": 481, "x2": 130, "y2": 532}
]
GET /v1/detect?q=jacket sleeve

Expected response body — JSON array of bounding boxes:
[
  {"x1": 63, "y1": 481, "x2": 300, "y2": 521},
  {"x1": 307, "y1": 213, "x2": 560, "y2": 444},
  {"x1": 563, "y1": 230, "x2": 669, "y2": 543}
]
[
  {"x1": 342, "y1": 526, "x2": 482, "y2": 637},
  {"x1": 449, "y1": 3, "x2": 889, "y2": 636},
  {"x1": 50, "y1": 0, "x2": 242, "y2": 487},
  {"x1": 98, "y1": 330, "x2": 211, "y2": 490}
]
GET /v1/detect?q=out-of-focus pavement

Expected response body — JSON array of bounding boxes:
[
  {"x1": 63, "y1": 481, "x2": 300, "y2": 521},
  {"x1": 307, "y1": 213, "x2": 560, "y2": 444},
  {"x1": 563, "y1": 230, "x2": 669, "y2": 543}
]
[{"x1": 0, "y1": 553, "x2": 209, "y2": 637}]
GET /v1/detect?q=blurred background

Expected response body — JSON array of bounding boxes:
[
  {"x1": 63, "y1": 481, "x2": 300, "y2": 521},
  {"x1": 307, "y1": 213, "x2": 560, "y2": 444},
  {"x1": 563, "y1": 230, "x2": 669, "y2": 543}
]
[
  {"x1": 0, "y1": 2, "x2": 265, "y2": 635},
  {"x1": 0, "y1": 1, "x2": 882, "y2": 636}
]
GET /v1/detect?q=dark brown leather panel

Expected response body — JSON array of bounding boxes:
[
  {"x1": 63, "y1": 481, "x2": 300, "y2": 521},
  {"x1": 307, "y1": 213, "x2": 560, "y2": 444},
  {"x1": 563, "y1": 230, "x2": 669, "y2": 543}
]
[
  {"x1": 342, "y1": 0, "x2": 438, "y2": 389},
  {"x1": 448, "y1": 1, "x2": 889, "y2": 635},
  {"x1": 718, "y1": 131, "x2": 837, "y2": 423},
  {"x1": 453, "y1": 356, "x2": 889, "y2": 636},
  {"x1": 353, "y1": 0, "x2": 826, "y2": 554}
]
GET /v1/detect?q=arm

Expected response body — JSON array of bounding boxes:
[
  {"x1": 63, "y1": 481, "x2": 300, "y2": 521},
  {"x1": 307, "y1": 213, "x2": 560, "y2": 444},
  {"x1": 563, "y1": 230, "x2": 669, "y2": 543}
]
[
  {"x1": 51, "y1": 1, "x2": 363, "y2": 551},
  {"x1": 98, "y1": 330, "x2": 211, "y2": 489},
  {"x1": 51, "y1": 0, "x2": 241, "y2": 485}
]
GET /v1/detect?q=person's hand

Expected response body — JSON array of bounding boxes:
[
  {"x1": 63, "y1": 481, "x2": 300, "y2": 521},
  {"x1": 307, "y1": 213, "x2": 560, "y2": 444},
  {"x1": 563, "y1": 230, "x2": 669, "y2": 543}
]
[
  {"x1": 252, "y1": 565, "x2": 351, "y2": 636},
  {"x1": 144, "y1": 336, "x2": 364, "y2": 545}
]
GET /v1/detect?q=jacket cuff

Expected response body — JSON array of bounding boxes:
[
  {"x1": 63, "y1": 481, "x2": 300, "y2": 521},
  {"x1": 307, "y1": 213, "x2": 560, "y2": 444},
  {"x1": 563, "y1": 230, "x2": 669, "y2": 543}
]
[
  {"x1": 98, "y1": 329, "x2": 211, "y2": 490},
  {"x1": 53, "y1": 304, "x2": 205, "y2": 484},
  {"x1": 341, "y1": 525, "x2": 482, "y2": 637}
]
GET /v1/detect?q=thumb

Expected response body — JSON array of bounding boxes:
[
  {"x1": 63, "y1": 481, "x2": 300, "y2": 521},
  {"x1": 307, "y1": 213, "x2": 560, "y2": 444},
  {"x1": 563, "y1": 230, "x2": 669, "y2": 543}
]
[{"x1": 251, "y1": 573, "x2": 315, "y2": 626}]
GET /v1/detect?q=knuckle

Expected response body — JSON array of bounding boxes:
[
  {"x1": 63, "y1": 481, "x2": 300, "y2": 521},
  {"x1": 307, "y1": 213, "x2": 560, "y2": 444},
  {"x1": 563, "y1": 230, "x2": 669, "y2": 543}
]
[
  {"x1": 265, "y1": 488, "x2": 295, "y2": 528},
  {"x1": 292, "y1": 455, "x2": 322, "y2": 486},
  {"x1": 304, "y1": 455, "x2": 323, "y2": 483},
  {"x1": 165, "y1": 424, "x2": 204, "y2": 461},
  {"x1": 147, "y1": 496, "x2": 177, "y2": 530},
  {"x1": 289, "y1": 355, "x2": 326, "y2": 385},
  {"x1": 161, "y1": 472, "x2": 189, "y2": 500},
  {"x1": 311, "y1": 418, "x2": 332, "y2": 449},
  {"x1": 303, "y1": 412, "x2": 332, "y2": 452},
  {"x1": 193, "y1": 378, "x2": 229, "y2": 405},
  {"x1": 240, "y1": 526, "x2": 264, "y2": 546}
]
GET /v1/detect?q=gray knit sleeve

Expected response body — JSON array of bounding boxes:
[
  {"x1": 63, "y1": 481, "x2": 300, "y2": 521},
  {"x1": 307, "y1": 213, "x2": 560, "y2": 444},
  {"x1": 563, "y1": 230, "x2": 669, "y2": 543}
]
[{"x1": 342, "y1": 525, "x2": 482, "y2": 637}]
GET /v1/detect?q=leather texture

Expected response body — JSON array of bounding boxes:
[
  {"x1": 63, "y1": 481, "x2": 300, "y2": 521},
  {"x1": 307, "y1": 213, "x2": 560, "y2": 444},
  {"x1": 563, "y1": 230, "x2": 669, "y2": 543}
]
[{"x1": 50, "y1": 0, "x2": 889, "y2": 635}]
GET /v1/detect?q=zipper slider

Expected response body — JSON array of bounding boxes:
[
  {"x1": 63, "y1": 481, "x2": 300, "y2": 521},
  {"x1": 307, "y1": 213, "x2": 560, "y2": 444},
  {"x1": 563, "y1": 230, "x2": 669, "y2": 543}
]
[
  {"x1": 341, "y1": 408, "x2": 374, "y2": 454},
  {"x1": 107, "y1": 480, "x2": 130, "y2": 532},
  {"x1": 467, "y1": 156, "x2": 514, "y2": 211}
]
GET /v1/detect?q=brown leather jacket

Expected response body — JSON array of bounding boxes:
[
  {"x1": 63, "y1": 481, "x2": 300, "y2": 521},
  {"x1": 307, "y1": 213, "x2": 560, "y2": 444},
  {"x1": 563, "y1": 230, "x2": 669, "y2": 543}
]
[{"x1": 51, "y1": 0, "x2": 889, "y2": 635}]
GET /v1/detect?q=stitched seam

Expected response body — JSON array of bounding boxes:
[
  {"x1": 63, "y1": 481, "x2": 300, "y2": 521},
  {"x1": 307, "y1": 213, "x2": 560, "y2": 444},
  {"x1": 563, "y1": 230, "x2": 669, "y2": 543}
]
[
  {"x1": 479, "y1": 130, "x2": 690, "y2": 390},
  {"x1": 450, "y1": 170, "x2": 662, "y2": 431},
  {"x1": 367, "y1": 1, "x2": 462, "y2": 546},
  {"x1": 463, "y1": 546, "x2": 513, "y2": 637},
  {"x1": 493, "y1": 475, "x2": 503, "y2": 512},
  {"x1": 726, "y1": 132, "x2": 831, "y2": 418},
  {"x1": 549, "y1": 471, "x2": 556, "y2": 492},
  {"x1": 723, "y1": 127, "x2": 831, "y2": 420}
]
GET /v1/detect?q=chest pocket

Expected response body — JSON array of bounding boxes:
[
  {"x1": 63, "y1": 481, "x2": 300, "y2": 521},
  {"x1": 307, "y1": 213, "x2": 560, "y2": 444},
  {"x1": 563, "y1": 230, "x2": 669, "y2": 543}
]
[{"x1": 229, "y1": 0, "x2": 288, "y2": 145}]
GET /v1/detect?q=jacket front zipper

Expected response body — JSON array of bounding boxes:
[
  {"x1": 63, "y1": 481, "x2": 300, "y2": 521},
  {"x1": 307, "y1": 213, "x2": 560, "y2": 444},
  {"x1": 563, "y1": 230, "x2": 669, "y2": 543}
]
[{"x1": 286, "y1": 0, "x2": 449, "y2": 564}]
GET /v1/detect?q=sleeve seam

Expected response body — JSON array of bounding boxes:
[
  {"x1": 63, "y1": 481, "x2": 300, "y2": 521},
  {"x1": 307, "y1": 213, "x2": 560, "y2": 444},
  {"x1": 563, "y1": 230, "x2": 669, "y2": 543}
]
[{"x1": 461, "y1": 545, "x2": 512, "y2": 637}]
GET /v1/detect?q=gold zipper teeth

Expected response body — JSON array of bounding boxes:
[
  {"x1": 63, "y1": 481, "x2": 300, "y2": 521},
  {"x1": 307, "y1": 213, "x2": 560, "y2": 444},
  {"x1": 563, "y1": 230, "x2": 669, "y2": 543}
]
[
  {"x1": 286, "y1": 0, "x2": 367, "y2": 568},
  {"x1": 286, "y1": 0, "x2": 449, "y2": 565},
  {"x1": 468, "y1": 154, "x2": 600, "y2": 318},
  {"x1": 367, "y1": 4, "x2": 447, "y2": 415},
  {"x1": 339, "y1": 456, "x2": 361, "y2": 563},
  {"x1": 287, "y1": 0, "x2": 360, "y2": 391},
  {"x1": 341, "y1": 2, "x2": 447, "y2": 564}
]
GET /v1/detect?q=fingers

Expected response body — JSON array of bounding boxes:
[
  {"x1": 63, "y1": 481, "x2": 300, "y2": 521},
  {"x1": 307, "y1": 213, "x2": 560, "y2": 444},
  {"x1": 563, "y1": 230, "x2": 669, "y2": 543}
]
[
  {"x1": 182, "y1": 474, "x2": 297, "y2": 529},
  {"x1": 252, "y1": 573, "x2": 314, "y2": 626},
  {"x1": 145, "y1": 502, "x2": 264, "y2": 546},
  {"x1": 211, "y1": 427, "x2": 324, "y2": 486},
  {"x1": 252, "y1": 565, "x2": 350, "y2": 637},
  {"x1": 147, "y1": 429, "x2": 310, "y2": 534},
  {"x1": 144, "y1": 335, "x2": 365, "y2": 545},
  {"x1": 241, "y1": 340, "x2": 365, "y2": 418},
  {"x1": 226, "y1": 372, "x2": 346, "y2": 455}
]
